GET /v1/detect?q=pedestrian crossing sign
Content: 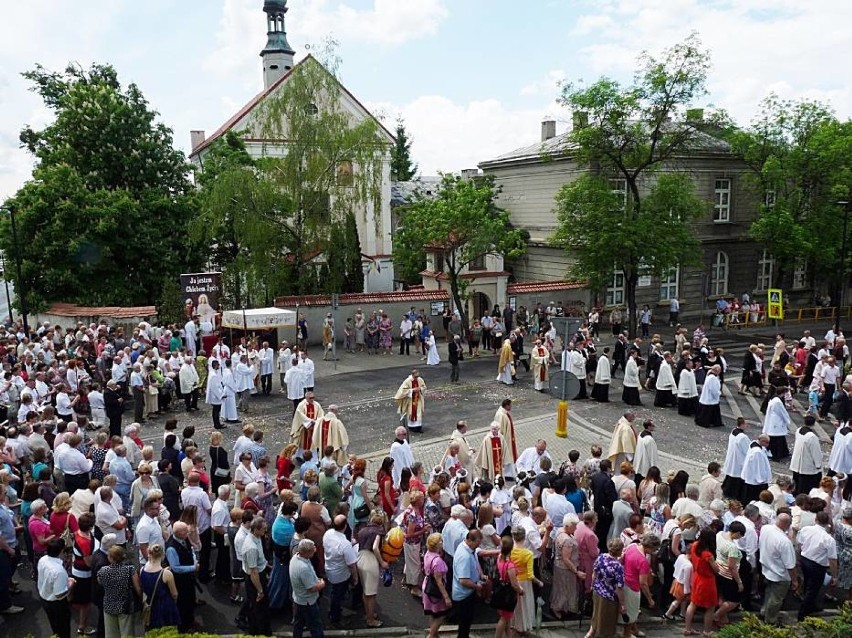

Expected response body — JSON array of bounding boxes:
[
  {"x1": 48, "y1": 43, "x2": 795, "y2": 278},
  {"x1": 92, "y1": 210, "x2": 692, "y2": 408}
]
[{"x1": 767, "y1": 288, "x2": 783, "y2": 319}]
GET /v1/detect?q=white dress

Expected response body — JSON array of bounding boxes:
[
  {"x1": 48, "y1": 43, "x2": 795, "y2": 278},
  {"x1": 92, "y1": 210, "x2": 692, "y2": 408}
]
[
  {"x1": 497, "y1": 363, "x2": 514, "y2": 385},
  {"x1": 221, "y1": 369, "x2": 238, "y2": 421},
  {"x1": 426, "y1": 336, "x2": 440, "y2": 365}
]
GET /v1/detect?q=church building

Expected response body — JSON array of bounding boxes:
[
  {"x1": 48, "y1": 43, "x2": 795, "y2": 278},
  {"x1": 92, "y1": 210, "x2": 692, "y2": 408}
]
[{"x1": 188, "y1": 0, "x2": 396, "y2": 292}]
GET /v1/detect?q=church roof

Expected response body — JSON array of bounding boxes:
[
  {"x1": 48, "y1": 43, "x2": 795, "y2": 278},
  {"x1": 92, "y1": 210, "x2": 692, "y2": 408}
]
[
  {"x1": 479, "y1": 121, "x2": 733, "y2": 169},
  {"x1": 190, "y1": 55, "x2": 394, "y2": 158}
]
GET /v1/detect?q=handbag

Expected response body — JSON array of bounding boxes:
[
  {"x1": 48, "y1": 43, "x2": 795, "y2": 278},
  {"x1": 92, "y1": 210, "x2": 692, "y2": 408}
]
[
  {"x1": 354, "y1": 502, "x2": 371, "y2": 520},
  {"x1": 423, "y1": 565, "x2": 445, "y2": 599},
  {"x1": 142, "y1": 569, "x2": 163, "y2": 628},
  {"x1": 490, "y1": 560, "x2": 517, "y2": 612},
  {"x1": 61, "y1": 515, "x2": 74, "y2": 551}
]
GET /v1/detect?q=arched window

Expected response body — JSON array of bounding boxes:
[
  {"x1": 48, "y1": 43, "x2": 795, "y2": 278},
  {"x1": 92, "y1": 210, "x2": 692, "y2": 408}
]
[{"x1": 710, "y1": 251, "x2": 728, "y2": 296}]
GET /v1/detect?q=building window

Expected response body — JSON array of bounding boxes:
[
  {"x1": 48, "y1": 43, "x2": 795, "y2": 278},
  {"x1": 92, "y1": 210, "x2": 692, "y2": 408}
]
[
  {"x1": 305, "y1": 103, "x2": 319, "y2": 116},
  {"x1": 793, "y1": 259, "x2": 808, "y2": 289},
  {"x1": 714, "y1": 178, "x2": 731, "y2": 222},
  {"x1": 710, "y1": 251, "x2": 728, "y2": 296},
  {"x1": 610, "y1": 178, "x2": 627, "y2": 210},
  {"x1": 756, "y1": 250, "x2": 774, "y2": 291},
  {"x1": 432, "y1": 250, "x2": 445, "y2": 272},
  {"x1": 765, "y1": 189, "x2": 776, "y2": 208},
  {"x1": 659, "y1": 266, "x2": 679, "y2": 300},
  {"x1": 337, "y1": 161, "x2": 354, "y2": 187},
  {"x1": 606, "y1": 269, "x2": 625, "y2": 306},
  {"x1": 469, "y1": 254, "x2": 486, "y2": 271}
]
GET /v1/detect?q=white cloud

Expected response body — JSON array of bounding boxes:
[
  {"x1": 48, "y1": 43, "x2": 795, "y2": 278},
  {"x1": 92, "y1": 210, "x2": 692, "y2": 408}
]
[
  {"x1": 571, "y1": 0, "x2": 852, "y2": 125},
  {"x1": 366, "y1": 95, "x2": 569, "y2": 176},
  {"x1": 520, "y1": 70, "x2": 566, "y2": 97},
  {"x1": 204, "y1": 0, "x2": 449, "y2": 82}
]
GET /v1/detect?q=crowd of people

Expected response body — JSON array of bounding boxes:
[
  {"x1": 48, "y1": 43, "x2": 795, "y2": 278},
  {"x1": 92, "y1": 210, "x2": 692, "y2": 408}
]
[{"x1": 0, "y1": 310, "x2": 851, "y2": 638}]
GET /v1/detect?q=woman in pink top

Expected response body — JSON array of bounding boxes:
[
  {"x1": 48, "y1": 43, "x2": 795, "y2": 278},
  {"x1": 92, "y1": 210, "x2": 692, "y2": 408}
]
[
  {"x1": 575, "y1": 510, "x2": 600, "y2": 595},
  {"x1": 621, "y1": 534, "x2": 660, "y2": 638},
  {"x1": 28, "y1": 499, "x2": 55, "y2": 564}
]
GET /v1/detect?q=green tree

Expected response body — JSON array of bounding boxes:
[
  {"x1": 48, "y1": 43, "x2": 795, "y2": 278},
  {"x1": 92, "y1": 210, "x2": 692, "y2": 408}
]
[
  {"x1": 342, "y1": 211, "x2": 365, "y2": 293},
  {"x1": 390, "y1": 118, "x2": 418, "y2": 181},
  {"x1": 551, "y1": 34, "x2": 712, "y2": 337},
  {"x1": 725, "y1": 96, "x2": 852, "y2": 291},
  {"x1": 248, "y1": 52, "x2": 390, "y2": 295},
  {"x1": 191, "y1": 131, "x2": 282, "y2": 307},
  {"x1": 395, "y1": 174, "x2": 526, "y2": 331},
  {"x1": 0, "y1": 63, "x2": 200, "y2": 311}
]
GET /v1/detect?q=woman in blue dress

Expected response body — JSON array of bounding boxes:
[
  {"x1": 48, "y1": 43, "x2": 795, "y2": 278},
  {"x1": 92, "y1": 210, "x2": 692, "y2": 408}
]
[{"x1": 139, "y1": 544, "x2": 181, "y2": 630}]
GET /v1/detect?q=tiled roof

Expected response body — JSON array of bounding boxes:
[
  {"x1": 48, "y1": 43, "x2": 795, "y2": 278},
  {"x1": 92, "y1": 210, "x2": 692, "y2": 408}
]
[
  {"x1": 191, "y1": 55, "x2": 394, "y2": 158},
  {"x1": 46, "y1": 303, "x2": 157, "y2": 319},
  {"x1": 480, "y1": 122, "x2": 732, "y2": 168},
  {"x1": 507, "y1": 281, "x2": 587, "y2": 294},
  {"x1": 420, "y1": 270, "x2": 449, "y2": 281},
  {"x1": 274, "y1": 289, "x2": 449, "y2": 308}
]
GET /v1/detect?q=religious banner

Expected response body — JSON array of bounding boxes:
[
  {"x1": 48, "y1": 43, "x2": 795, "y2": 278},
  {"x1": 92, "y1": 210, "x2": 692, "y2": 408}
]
[
  {"x1": 180, "y1": 272, "x2": 222, "y2": 330},
  {"x1": 767, "y1": 288, "x2": 784, "y2": 320}
]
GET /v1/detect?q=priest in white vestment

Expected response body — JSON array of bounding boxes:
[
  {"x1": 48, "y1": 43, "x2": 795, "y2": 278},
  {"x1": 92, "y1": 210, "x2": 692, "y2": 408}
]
[
  {"x1": 493, "y1": 399, "x2": 519, "y2": 474},
  {"x1": 790, "y1": 416, "x2": 823, "y2": 495},
  {"x1": 277, "y1": 342, "x2": 292, "y2": 393},
  {"x1": 829, "y1": 422, "x2": 852, "y2": 476},
  {"x1": 394, "y1": 369, "x2": 426, "y2": 433},
  {"x1": 741, "y1": 435, "x2": 772, "y2": 504},
  {"x1": 632, "y1": 420, "x2": 658, "y2": 485},
  {"x1": 389, "y1": 426, "x2": 415, "y2": 487},
  {"x1": 531, "y1": 340, "x2": 549, "y2": 392},
  {"x1": 475, "y1": 422, "x2": 512, "y2": 480},
  {"x1": 450, "y1": 421, "x2": 476, "y2": 477},
  {"x1": 184, "y1": 319, "x2": 198, "y2": 357},
  {"x1": 221, "y1": 360, "x2": 239, "y2": 423},
  {"x1": 762, "y1": 390, "x2": 791, "y2": 461},
  {"x1": 515, "y1": 440, "x2": 553, "y2": 475},
  {"x1": 290, "y1": 392, "x2": 324, "y2": 460},
  {"x1": 677, "y1": 359, "x2": 699, "y2": 416},
  {"x1": 284, "y1": 358, "x2": 305, "y2": 409},
  {"x1": 258, "y1": 342, "x2": 274, "y2": 396},
  {"x1": 607, "y1": 412, "x2": 637, "y2": 469},
  {"x1": 695, "y1": 365, "x2": 723, "y2": 428},
  {"x1": 205, "y1": 360, "x2": 226, "y2": 429},
  {"x1": 653, "y1": 353, "x2": 677, "y2": 408},
  {"x1": 722, "y1": 419, "x2": 750, "y2": 502},
  {"x1": 311, "y1": 404, "x2": 349, "y2": 466},
  {"x1": 567, "y1": 345, "x2": 587, "y2": 400},
  {"x1": 497, "y1": 339, "x2": 514, "y2": 385},
  {"x1": 590, "y1": 349, "x2": 611, "y2": 403}
]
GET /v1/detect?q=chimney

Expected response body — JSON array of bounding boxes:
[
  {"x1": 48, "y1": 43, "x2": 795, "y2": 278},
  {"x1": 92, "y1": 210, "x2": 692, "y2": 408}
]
[
  {"x1": 686, "y1": 108, "x2": 704, "y2": 122},
  {"x1": 541, "y1": 119, "x2": 556, "y2": 141},
  {"x1": 190, "y1": 130, "x2": 206, "y2": 150},
  {"x1": 572, "y1": 111, "x2": 588, "y2": 130},
  {"x1": 460, "y1": 168, "x2": 481, "y2": 180}
]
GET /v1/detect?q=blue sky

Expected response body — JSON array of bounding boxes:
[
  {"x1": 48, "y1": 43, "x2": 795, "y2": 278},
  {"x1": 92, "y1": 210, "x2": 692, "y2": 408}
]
[{"x1": 1, "y1": 0, "x2": 850, "y2": 199}]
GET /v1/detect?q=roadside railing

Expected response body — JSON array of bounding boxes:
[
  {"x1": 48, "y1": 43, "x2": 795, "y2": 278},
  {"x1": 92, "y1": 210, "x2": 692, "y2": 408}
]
[{"x1": 719, "y1": 305, "x2": 852, "y2": 328}]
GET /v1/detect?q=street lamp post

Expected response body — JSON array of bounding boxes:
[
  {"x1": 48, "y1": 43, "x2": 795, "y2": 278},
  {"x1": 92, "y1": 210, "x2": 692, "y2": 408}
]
[
  {"x1": 0, "y1": 257, "x2": 11, "y2": 326},
  {"x1": 837, "y1": 199, "x2": 851, "y2": 334},
  {"x1": 0, "y1": 204, "x2": 27, "y2": 334}
]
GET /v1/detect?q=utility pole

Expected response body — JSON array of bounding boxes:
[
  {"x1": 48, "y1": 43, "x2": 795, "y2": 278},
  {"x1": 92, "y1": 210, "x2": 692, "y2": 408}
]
[{"x1": 2, "y1": 204, "x2": 27, "y2": 333}]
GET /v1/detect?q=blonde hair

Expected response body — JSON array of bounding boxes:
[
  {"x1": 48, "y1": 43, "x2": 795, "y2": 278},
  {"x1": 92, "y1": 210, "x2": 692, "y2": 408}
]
[
  {"x1": 210, "y1": 431, "x2": 223, "y2": 446},
  {"x1": 52, "y1": 491, "x2": 72, "y2": 514},
  {"x1": 426, "y1": 532, "x2": 443, "y2": 551},
  {"x1": 148, "y1": 544, "x2": 165, "y2": 561},
  {"x1": 141, "y1": 445, "x2": 154, "y2": 460}
]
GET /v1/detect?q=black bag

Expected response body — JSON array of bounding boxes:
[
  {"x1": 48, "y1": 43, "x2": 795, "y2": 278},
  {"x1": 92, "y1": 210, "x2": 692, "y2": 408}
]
[
  {"x1": 657, "y1": 535, "x2": 675, "y2": 564},
  {"x1": 490, "y1": 561, "x2": 517, "y2": 612},
  {"x1": 490, "y1": 578, "x2": 517, "y2": 611},
  {"x1": 353, "y1": 502, "x2": 371, "y2": 520},
  {"x1": 424, "y1": 572, "x2": 444, "y2": 599}
]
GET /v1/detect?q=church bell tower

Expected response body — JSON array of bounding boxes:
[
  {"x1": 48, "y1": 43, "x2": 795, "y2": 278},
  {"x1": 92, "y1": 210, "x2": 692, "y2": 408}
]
[{"x1": 261, "y1": 0, "x2": 295, "y2": 89}]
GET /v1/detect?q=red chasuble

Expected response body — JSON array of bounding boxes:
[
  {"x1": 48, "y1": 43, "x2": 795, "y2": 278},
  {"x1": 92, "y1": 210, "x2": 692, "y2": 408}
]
[
  {"x1": 490, "y1": 436, "x2": 504, "y2": 474},
  {"x1": 301, "y1": 403, "x2": 316, "y2": 450},
  {"x1": 537, "y1": 347, "x2": 547, "y2": 381},
  {"x1": 410, "y1": 377, "x2": 420, "y2": 420}
]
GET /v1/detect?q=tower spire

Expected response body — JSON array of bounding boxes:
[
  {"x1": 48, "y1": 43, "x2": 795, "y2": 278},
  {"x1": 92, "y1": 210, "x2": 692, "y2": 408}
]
[{"x1": 261, "y1": 0, "x2": 295, "y2": 89}]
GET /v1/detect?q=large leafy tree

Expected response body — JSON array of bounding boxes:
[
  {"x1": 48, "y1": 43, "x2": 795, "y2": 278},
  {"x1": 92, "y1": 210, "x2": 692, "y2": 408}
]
[
  {"x1": 550, "y1": 34, "x2": 713, "y2": 337},
  {"x1": 725, "y1": 96, "x2": 852, "y2": 291},
  {"x1": 395, "y1": 174, "x2": 526, "y2": 331},
  {"x1": 249, "y1": 53, "x2": 389, "y2": 295},
  {"x1": 0, "y1": 63, "x2": 200, "y2": 311},
  {"x1": 390, "y1": 118, "x2": 418, "y2": 181}
]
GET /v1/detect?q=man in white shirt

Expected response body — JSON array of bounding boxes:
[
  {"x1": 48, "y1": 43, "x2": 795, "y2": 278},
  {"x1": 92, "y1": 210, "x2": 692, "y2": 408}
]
[
  {"x1": 800, "y1": 330, "x2": 816, "y2": 350},
  {"x1": 515, "y1": 439, "x2": 553, "y2": 475},
  {"x1": 179, "y1": 356, "x2": 200, "y2": 412},
  {"x1": 259, "y1": 341, "x2": 274, "y2": 396},
  {"x1": 759, "y1": 513, "x2": 798, "y2": 625},
  {"x1": 234, "y1": 355, "x2": 255, "y2": 414},
  {"x1": 95, "y1": 486, "x2": 127, "y2": 545},
  {"x1": 671, "y1": 484, "x2": 704, "y2": 520},
  {"x1": 277, "y1": 342, "x2": 292, "y2": 393},
  {"x1": 211, "y1": 485, "x2": 232, "y2": 584},
  {"x1": 56, "y1": 433, "x2": 93, "y2": 494},
  {"x1": 819, "y1": 356, "x2": 841, "y2": 418},
  {"x1": 135, "y1": 495, "x2": 167, "y2": 565},
  {"x1": 399, "y1": 316, "x2": 413, "y2": 356},
  {"x1": 38, "y1": 538, "x2": 75, "y2": 636},
  {"x1": 232, "y1": 424, "x2": 255, "y2": 464},
  {"x1": 796, "y1": 511, "x2": 838, "y2": 621},
  {"x1": 180, "y1": 473, "x2": 213, "y2": 582},
  {"x1": 322, "y1": 515, "x2": 359, "y2": 627},
  {"x1": 298, "y1": 351, "x2": 316, "y2": 392},
  {"x1": 519, "y1": 507, "x2": 549, "y2": 560}
]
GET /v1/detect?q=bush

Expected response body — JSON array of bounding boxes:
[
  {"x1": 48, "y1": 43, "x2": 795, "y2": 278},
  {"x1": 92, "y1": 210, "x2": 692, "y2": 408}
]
[{"x1": 717, "y1": 604, "x2": 852, "y2": 638}]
